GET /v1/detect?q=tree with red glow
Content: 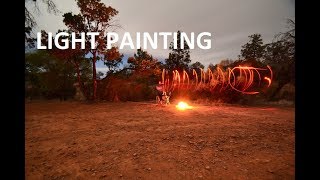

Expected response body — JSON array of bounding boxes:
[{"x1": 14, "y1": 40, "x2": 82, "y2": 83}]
[
  {"x1": 127, "y1": 49, "x2": 163, "y2": 84},
  {"x1": 40, "y1": 30, "x2": 92, "y2": 99},
  {"x1": 62, "y1": 0, "x2": 122, "y2": 100}
]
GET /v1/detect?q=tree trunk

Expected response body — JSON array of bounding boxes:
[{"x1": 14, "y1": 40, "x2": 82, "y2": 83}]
[
  {"x1": 75, "y1": 62, "x2": 88, "y2": 100},
  {"x1": 92, "y1": 52, "x2": 97, "y2": 100},
  {"x1": 113, "y1": 91, "x2": 119, "y2": 102},
  {"x1": 270, "y1": 81, "x2": 287, "y2": 100}
]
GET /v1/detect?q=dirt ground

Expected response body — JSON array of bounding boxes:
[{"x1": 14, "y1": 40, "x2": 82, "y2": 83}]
[{"x1": 25, "y1": 100, "x2": 294, "y2": 179}]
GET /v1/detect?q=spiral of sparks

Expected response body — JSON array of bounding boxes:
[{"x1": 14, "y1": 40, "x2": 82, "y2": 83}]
[{"x1": 160, "y1": 65, "x2": 273, "y2": 95}]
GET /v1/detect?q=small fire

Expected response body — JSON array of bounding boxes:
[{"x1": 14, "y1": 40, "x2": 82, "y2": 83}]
[{"x1": 176, "y1": 101, "x2": 192, "y2": 110}]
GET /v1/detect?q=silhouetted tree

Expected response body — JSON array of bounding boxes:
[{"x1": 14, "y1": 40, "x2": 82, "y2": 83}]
[
  {"x1": 97, "y1": 71, "x2": 104, "y2": 80},
  {"x1": 25, "y1": 50, "x2": 76, "y2": 100},
  {"x1": 25, "y1": 0, "x2": 60, "y2": 48},
  {"x1": 62, "y1": 0, "x2": 121, "y2": 100},
  {"x1": 25, "y1": 0, "x2": 59, "y2": 28},
  {"x1": 127, "y1": 49, "x2": 163, "y2": 84},
  {"x1": 219, "y1": 59, "x2": 234, "y2": 67},
  {"x1": 165, "y1": 31, "x2": 191, "y2": 72},
  {"x1": 208, "y1": 63, "x2": 217, "y2": 71},
  {"x1": 40, "y1": 30, "x2": 92, "y2": 99},
  {"x1": 240, "y1": 34, "x2": 265, "y2": 61},
  {"x1": 263, "y1": 19, "x2": 295, "y2": 99},
  {"x1": 190, "y1": 61, "x2": 204, "y2": 69}
]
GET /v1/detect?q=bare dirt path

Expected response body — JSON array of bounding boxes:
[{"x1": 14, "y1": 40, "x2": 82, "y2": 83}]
[{"x1": 25, "y1": 101, "x2": 294, "y2": 179}]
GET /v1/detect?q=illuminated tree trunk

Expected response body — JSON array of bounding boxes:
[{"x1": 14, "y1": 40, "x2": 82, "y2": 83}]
[
  {"x1": 62, "y1": 0, "x2": 120, "y2": 101},
  {"x1": 75, "y1": 62, "x2": 89, "y2": 100},
  {"x1": 113, "y1": 91, "x2": 119, "y2": 102},
  {"x1": 92, "y1": 52, "x2": 97, "y2": 100}
]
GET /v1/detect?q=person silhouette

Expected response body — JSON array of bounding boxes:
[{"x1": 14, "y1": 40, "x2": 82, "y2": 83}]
[{"x1": 156, "y1": 81, "x2": 164, "y2": 104}]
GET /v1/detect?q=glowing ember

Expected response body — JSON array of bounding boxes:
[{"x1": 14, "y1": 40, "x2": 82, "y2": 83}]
[
  {"x1": 176, "y1": 101, "x2": 192, "y2": 110},
  {"x1": 264, "y1": 77, "x2": 272, "y2": 87}
]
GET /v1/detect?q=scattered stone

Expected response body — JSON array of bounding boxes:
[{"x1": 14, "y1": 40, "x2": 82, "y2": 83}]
[
  {"x1": 147, "y1": 167, "x2": 151, "y2": 171},
  {"x1": 92, "y1": 173, "x2": 95, "y2": 176},
  {"x1": 186, "y1": 134, "x2": 193, "y2": 138},
  {"x1": 119, "y1": 174, "x2": 123, "y2": 177},
  {"x1": 133, "y1": 153, "x2": 137, "y2": 156},
  {"x1": 184, "y1": 161, "x2": 188, "y2": 164},
  {"x1": 205, "y1": 166, "x2": 210, "y2": 170},
  {"x1": 268, "y1": 169, "x2": 274, "y2": 173}
]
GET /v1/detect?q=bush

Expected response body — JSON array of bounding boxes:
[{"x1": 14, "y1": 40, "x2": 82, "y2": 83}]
[{"x1": 97, "y1": 76, "x2": 157, "y2": 102}]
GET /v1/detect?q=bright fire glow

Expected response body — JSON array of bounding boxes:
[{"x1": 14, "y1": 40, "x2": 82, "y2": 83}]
[{"x1": 176, "y1": 101, "x2": 192, "y2": 110}]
